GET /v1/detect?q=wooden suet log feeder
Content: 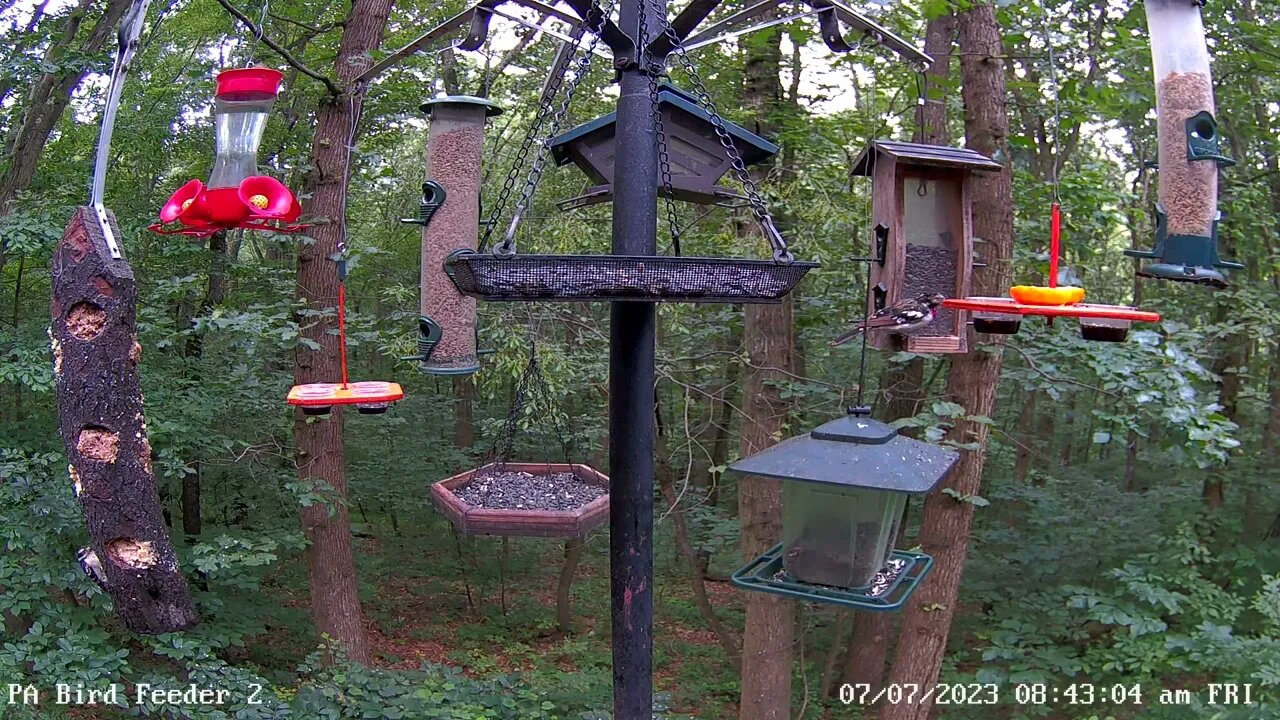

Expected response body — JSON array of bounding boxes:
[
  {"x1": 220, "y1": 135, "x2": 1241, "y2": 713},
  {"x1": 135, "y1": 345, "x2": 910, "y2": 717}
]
[
  {"x1": 51, "y1": 207, "x2": 199, "y2": 634},
  {"x1": 850, "y1": 141, "x2": 1001, "y2": 354}
]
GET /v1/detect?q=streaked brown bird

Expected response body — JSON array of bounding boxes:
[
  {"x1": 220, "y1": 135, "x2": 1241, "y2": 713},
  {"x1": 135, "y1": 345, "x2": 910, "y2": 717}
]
[{"x1": 829, "y1": 292, "x2": 947, "y2": 346}]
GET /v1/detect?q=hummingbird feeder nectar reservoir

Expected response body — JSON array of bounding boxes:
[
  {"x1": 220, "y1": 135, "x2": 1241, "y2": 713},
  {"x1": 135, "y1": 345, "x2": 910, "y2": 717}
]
[{"x1": 152, "y1": 68, "x2": 303, "y2": 236}]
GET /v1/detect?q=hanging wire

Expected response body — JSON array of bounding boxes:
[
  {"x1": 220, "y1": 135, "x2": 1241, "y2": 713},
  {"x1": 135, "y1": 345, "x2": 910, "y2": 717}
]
[
  {"x1": 850, "y1": 62, "x2": 878, "y2": 415},
  {"x1": 249, "y1": 0, "x2": 269, "y2": 64},
  {"x1": 1039, "y1": 1, "x2": 1062, "y2": 204}
]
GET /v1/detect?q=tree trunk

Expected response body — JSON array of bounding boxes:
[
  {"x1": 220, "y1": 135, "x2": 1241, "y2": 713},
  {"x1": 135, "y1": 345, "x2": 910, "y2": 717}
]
[
  {"x1": 735, "y1": 17, "x2": 795, "y2": 720},
  {"x1": 292, "y1": 0, "x2": 393, "y2": 665},
  {"x1": 879, "y1": 6, "x2": 1013, "y2": 719},
  {"x1": 50, "y1": 208, "x2": 199, "y2": 634},
  {"x1": 180, "y1": 231, "x2": 229, "y2": 542},
  {"x1": 453, "y1": 376, "x2": 475, "y2": 450},
  {"x1": 737, "y1": 300, "x2": 796, "y2": 720},
  {"x1": 0, "y1": 0, "x2": 131, "y2": 274}
]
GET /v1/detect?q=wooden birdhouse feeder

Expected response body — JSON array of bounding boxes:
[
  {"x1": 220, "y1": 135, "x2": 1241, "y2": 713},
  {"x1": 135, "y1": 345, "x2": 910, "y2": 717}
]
[
  {"x1": 850, "y1": 141, "x2": 1001, "y2": 354},
  {"x1": 548, "y1": 83, "x2": 777, "y2": 209}
]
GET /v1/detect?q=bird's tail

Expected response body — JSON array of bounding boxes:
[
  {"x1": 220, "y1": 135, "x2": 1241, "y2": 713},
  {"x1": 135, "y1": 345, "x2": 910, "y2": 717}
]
[{"x1": 829, "y1": 325, "x2": 866, "y2": 347}]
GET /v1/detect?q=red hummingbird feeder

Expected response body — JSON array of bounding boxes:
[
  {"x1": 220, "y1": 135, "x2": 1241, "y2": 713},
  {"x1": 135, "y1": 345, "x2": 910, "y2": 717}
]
[
  {"x1": 944, "y1": 203, "x2": 1161, "y2": 342},
  {"x1": 151, "y1": 68, "x2": 303, "y2": 236}
]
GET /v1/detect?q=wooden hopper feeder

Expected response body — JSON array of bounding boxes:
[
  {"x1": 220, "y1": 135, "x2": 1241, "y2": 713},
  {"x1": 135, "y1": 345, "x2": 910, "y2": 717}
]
[
  {"x1": 432, "y1": 462, "x2": 609, "y2": 538},
  {"x1": 548, "y1": 83, "x2": 778, "y2": 209},
  {"x1": 850, "y1": 141, "x2": 1002, "y2": 354}
]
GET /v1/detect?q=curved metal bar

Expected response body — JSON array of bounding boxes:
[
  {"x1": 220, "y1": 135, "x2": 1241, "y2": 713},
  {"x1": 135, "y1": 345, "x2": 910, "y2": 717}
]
[
  {"x1": 92, "y1": 0, "x2": 152, "y2": 259},
  {"x1": 460, "y1": 4, "x2": 496, "y2": 51}
]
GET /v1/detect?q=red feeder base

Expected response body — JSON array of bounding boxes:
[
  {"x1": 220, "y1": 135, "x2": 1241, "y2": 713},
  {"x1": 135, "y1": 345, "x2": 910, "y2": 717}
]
[
  {"x1": 944, "y1": 297, "x2": 1160, "y2": 343},
  {"x1": 287, "y1": 381, "x2": 404, "y2": 415}
]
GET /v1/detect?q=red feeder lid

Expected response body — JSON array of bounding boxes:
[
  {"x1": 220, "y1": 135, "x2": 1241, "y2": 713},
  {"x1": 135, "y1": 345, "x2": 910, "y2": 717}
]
[{"x1": 215, "y1": 67, "x2": 284, "y2": 101}]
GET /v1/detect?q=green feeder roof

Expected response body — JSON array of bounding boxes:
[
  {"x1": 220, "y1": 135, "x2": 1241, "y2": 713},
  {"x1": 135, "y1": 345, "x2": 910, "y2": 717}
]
[
  {"x1": 548, "y1": 83, "x2": 778, "y2": 168},
  {"x1": 727, "y1": 415, "x2": 958, "y2": 494}
]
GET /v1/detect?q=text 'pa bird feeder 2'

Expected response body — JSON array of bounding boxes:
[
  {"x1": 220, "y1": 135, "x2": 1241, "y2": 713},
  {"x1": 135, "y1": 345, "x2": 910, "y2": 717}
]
[
  {"x1": 730, "y1": 413, "x2": 958, "y2": 610},
  {"x1": 548, "y1": 84, "x2": 778, "y2": 209},
  {"x1": 402, "y1": 95, "x2": 502, "y2": 375},
  {"x1": 152, "y1": 68, "x2": 303, "y2": 236},
  {"x1": 1124, "y1": 0, "x2": 1241, "y2": 287},
  {"x1": 851, "y1": 141, "x2": 1002, "y2": 354}
]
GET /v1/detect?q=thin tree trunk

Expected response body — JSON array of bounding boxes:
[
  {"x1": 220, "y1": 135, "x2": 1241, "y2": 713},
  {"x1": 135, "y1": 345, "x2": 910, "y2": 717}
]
[
  {"x1": 880, "y1": 6, "x2": 1013, "y2": 719},
  {"x1": 453, "y1": 376, "x2": 475, "y2": 450},
  {"x1": 656, "y1": 395, "x2": 742, "y2": 672},
  {"x1": 736, "y1": 17, "x2": 795, "y2": 720},
  {"x1": 180, "y1": 231, "x2": 229, "y2": 542},
  {"x1": 0, "y1": 0, "x2": 131, "y2": 273},
  {"x1": 292, "y1": 0, "x2": 393, "y2": 665}
]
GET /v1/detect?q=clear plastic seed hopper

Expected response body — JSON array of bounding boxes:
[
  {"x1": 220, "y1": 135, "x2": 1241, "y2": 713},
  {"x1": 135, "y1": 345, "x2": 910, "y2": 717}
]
[{"x1": 1125, "y1": 0, "x2": 1241, "y2": 286}]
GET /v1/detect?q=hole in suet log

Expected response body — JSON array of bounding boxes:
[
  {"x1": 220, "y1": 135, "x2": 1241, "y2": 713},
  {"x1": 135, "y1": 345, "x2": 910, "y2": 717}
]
[
  {"x1": 77, "y1": 426, "x2": 120, "y2": 463},
  {"x1": 66, "y1": 302, "x2": 107, "y2": 341}
]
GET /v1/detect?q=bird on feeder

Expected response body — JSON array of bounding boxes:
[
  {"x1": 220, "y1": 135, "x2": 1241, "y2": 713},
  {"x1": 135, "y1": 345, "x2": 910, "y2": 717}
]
[
  {"x1": 830, "y1": 292, "x2": 946, "y2": 346},
  {"x1": 76, "y1": 547, "x2": 108, "y2": 590}
]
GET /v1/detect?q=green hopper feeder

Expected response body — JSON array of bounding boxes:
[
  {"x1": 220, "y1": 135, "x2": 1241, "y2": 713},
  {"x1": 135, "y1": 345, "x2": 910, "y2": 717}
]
[{"x1": 729, "y1": 413, "x2": 958, "y2": 610}]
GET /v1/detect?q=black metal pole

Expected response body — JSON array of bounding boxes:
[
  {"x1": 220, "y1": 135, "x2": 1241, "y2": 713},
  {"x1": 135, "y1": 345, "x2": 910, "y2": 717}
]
[{"x1": 610, "y1": 0, "x2": 659, "y2": 714}]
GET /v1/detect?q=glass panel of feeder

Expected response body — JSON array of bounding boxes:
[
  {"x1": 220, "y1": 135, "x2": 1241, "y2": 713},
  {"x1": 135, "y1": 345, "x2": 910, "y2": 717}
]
[
  {"x1": 209, "y1": 97, "x2": 272, "y2": 188},
  {"x1": 1146, "y1": 0, "x2": 1217, "y2": 238},
  {"x1": 900, "y1": 175, "x2": 962, "y2": 337},
  {"x1": 782, "y1": 483, "x2": 906, "y2": 589}
]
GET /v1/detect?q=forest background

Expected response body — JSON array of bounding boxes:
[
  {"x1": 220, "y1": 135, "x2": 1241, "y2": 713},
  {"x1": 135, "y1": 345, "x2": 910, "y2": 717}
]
[{"x1": 0, "y1": 0, "x2": 1278, "y2": 718}]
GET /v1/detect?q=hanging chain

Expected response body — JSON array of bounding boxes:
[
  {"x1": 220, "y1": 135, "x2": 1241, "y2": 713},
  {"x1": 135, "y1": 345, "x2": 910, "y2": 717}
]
[
  {"x1": 480, "y1": 19, "x2": 591, "y2": 253},
  {"x1": 654, "y1": 18, "x2": 793, "y2": 264},
  {"x1": 486, "y1": 2, "x2": 613, "y2": 257},
  {"x1": 486, "y1": 341, "x2": 574, "y2": 467},
  {"x1": 643, "y1": 0, "x2": 682, "y2": 255}
]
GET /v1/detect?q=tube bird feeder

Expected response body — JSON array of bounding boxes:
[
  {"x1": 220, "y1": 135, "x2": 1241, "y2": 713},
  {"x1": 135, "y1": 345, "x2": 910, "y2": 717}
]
[
  {"x1": 729, "y1": 413, "x2": 957, "y2": 610},
  {"x1": 403, "y1": 96, "x2": 502, "y2": 375},
  {"x1": 1125, "y1": 0, "x2": 1241, "y2": 286}
]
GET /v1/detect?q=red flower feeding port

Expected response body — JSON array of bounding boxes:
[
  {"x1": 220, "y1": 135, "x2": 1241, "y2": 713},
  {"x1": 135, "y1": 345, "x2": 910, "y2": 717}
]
[
  {"x1": 944, "y1": 204, "x2": 1161, "y2": 342},
  {"x1": 151, "y1": 68, "x2": 303, "y2": 236}
]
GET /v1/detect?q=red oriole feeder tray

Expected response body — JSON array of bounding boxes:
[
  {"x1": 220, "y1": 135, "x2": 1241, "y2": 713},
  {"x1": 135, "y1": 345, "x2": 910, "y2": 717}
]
[
  {"x1": 944, "y1": 204, "x2": 1160, "y2": 342},
  {"x1": 150, "y1": 68, "x2": 305, "y2": 237},
  {"x1": 287, "y1": 256, "x2": 404, "y2": 415}
]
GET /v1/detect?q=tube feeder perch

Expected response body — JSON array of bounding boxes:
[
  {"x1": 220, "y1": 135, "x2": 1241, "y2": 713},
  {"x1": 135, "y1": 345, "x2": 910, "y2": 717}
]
[
  {"x1": 850, "y1": 141, "x2": 1001, "y2": 354},
  {"x1": 151, "y1": 68, "x2": 303, "y2": 236},
  {"x1": 548, "y1": 83, "x2": 778, "y2": 209},
  {"x1": 1124, "y1": 0, "x2": 1241, "y2": 287},
  {"x1": 402, "y1": 96, "x2": 503, "y2": 375},
  {"x1": 728, "y1": 413, "x2": 957, "y2": 610}
]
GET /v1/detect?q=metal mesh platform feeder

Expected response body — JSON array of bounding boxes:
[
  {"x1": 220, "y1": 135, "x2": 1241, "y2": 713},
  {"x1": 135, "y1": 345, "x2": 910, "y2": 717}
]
[
  {"x1": 445, "y1": 252, "x2": 817, "y2": 303},
  {"x1": 732, "y1": 543, "x2": 934, "y2": 611},
  {"x1": 431, "y1": 462, "x2": 610, "y2": 538}
]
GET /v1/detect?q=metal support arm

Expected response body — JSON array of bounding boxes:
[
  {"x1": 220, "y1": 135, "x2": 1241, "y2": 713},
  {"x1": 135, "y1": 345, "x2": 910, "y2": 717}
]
[{"x1": 646, "y1": 0, "x2": 725, "y2": 58}]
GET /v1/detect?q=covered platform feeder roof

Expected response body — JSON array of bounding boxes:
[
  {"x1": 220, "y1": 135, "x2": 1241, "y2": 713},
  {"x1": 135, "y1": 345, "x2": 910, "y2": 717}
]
[
  {"x1": 728, "y1": 414, "x2": 958, "y2": 610},
  {"x1": 548, "y1": 83, "x2": 778, "y2": 208},
  {"x1": 850, "y1": 140, "x2": 1001, "y2": 355}
]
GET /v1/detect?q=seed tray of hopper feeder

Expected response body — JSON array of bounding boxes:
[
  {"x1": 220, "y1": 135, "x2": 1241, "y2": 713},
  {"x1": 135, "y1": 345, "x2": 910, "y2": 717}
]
[
  {"x1": 444, "y1": 252, "x2": 817, "y2": 304},
  {"x1": 431, "y1": 462, "x2": 610, "y2": 538},
  {"x1": 732, "y1": 542, "x2": 935, "y2": 611}
]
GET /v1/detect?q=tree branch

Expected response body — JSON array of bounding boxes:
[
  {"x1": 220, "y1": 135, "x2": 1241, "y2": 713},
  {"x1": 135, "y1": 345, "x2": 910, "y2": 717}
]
[{"x1": 212, "y1": 0, "x2": 341, "y2": 96}]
